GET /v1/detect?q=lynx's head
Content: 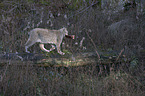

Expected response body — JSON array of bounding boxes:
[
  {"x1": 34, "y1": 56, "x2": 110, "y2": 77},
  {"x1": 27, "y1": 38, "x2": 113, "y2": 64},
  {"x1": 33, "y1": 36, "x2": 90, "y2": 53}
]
[{"x1": 60, "y1": 27, "x2": 68, "y2": 36}]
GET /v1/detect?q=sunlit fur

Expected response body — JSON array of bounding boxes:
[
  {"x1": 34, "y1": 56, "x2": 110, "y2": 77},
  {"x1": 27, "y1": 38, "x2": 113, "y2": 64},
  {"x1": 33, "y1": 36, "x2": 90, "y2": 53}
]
[{"x1": 25, "y1": 27, "x2": 68, "y2": 55}]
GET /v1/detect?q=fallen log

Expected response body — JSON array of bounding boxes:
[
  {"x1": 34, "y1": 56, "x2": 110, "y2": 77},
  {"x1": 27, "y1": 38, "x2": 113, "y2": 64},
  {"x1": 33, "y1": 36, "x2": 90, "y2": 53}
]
[{"x1": 0, "y1": 51, "x2": 130, "y2": 67}]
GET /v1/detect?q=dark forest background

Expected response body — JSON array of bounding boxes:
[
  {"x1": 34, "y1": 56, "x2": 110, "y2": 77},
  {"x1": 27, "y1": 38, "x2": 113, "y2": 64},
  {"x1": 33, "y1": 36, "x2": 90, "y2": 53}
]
[{"x1": 0, "y1": 0, "x2": 144, "y2": 96}]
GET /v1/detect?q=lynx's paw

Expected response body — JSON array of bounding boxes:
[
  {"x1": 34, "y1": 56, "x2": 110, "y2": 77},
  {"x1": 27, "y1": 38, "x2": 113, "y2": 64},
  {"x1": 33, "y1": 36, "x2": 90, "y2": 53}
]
[
  {"x1": 25, "y1": 50, "x2": 30, "y2": 53},
  {"x1": 25, "y1": 47, "x2": 30, "y2": 53},
  {"x1": 59, "y1": 52, "x2": 65, "y2": 55}
]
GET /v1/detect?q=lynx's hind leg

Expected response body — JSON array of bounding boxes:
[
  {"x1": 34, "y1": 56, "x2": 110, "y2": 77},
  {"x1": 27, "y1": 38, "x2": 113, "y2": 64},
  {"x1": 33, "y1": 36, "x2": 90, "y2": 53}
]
[
  {"x1": 49, "y1": 45, "x2": 56, "y2": 51},
  {"x1": 25, "y1": 31, "x2": 38, "y2": 53},
  {"x1": 25, "y1": 39, "x2": 36, "y2": 53}
]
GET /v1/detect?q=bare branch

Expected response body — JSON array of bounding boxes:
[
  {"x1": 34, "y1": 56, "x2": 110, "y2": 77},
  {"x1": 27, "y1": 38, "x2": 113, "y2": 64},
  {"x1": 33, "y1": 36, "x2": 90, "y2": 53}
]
[
  {"x1": 68, "y1": 0, "x2": 99, "y2": 18},
  {"x1": 86, "y1": 31, "x2": 100, "y2": 60},
  {"x1": 116, "y1": 48, "x2": 124, "y2": 62}
]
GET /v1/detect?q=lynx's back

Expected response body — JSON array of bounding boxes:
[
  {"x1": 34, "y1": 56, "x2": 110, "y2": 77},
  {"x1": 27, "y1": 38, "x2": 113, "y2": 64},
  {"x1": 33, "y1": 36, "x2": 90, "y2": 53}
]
[{"x1": 32, "y1": 28, "x2": 59, "y2": 44}]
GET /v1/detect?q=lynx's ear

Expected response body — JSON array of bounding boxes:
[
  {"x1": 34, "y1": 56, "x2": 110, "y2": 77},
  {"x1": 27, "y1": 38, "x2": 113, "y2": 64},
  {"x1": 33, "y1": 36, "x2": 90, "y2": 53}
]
[
  {"x1": 60, "y1": 27, "x2": 66, "y2": 32},
  {"x1": 60, "y1": 28, "x2": 63, "y2": 32}
]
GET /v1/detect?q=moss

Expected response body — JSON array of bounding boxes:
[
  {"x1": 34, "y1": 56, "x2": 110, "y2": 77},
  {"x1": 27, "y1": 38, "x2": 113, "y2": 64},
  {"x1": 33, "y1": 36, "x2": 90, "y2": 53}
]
[
  {"x1": 140, "y1": 49, "x2": 145, "y2": 53},
  {"x1": 0, "y1": 2, "x2": 4, "y2": 7},
  {"x1": 40, "y1": 0, "x2": 50, "y2": 5},
  {"x1": 67, "y1": 0, "x2": 84, "y2": 10}
]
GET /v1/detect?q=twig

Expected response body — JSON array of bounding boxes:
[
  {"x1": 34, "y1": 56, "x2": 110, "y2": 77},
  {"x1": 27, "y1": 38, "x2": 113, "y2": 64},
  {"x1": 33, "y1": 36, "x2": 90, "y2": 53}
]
[
  {"x1": 68, "y1": 1, "x2": 99, "y2": 19},
  {"x1": 86, "y1": 31, "x2": 100, "y2": 60},
  {"x1": 116, "y1": 48, "x2": 124, "y2": 62},
  {"x1": 0, "y1": 61, "x2": 9, "y2": 82},
  {"x1": 86, "y1": 30, "x2": 102, "y2": 75}
]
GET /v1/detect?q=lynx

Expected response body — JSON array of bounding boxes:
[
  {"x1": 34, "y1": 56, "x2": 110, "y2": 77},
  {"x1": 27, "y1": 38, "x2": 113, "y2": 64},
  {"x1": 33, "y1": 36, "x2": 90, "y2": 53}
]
[{"x1": 25, "y1": 27, "x2": 68, "y2": 55}]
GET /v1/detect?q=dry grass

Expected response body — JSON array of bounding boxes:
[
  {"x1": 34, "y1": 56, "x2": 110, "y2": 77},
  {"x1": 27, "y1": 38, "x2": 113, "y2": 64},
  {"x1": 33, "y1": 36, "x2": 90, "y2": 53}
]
[
  {"x1": 0, "y1": 0, "x2": 145, "y2": 96},
  {"x1": 0, "y1": 61, "x2": 144, "y2": 96}
]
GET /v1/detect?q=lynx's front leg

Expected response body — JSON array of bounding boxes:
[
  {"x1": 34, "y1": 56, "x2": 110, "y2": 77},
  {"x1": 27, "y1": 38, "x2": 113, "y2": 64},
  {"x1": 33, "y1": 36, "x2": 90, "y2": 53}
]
[{"x1": 55, "y1": 43, "x2": 65, "y2": 55}]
